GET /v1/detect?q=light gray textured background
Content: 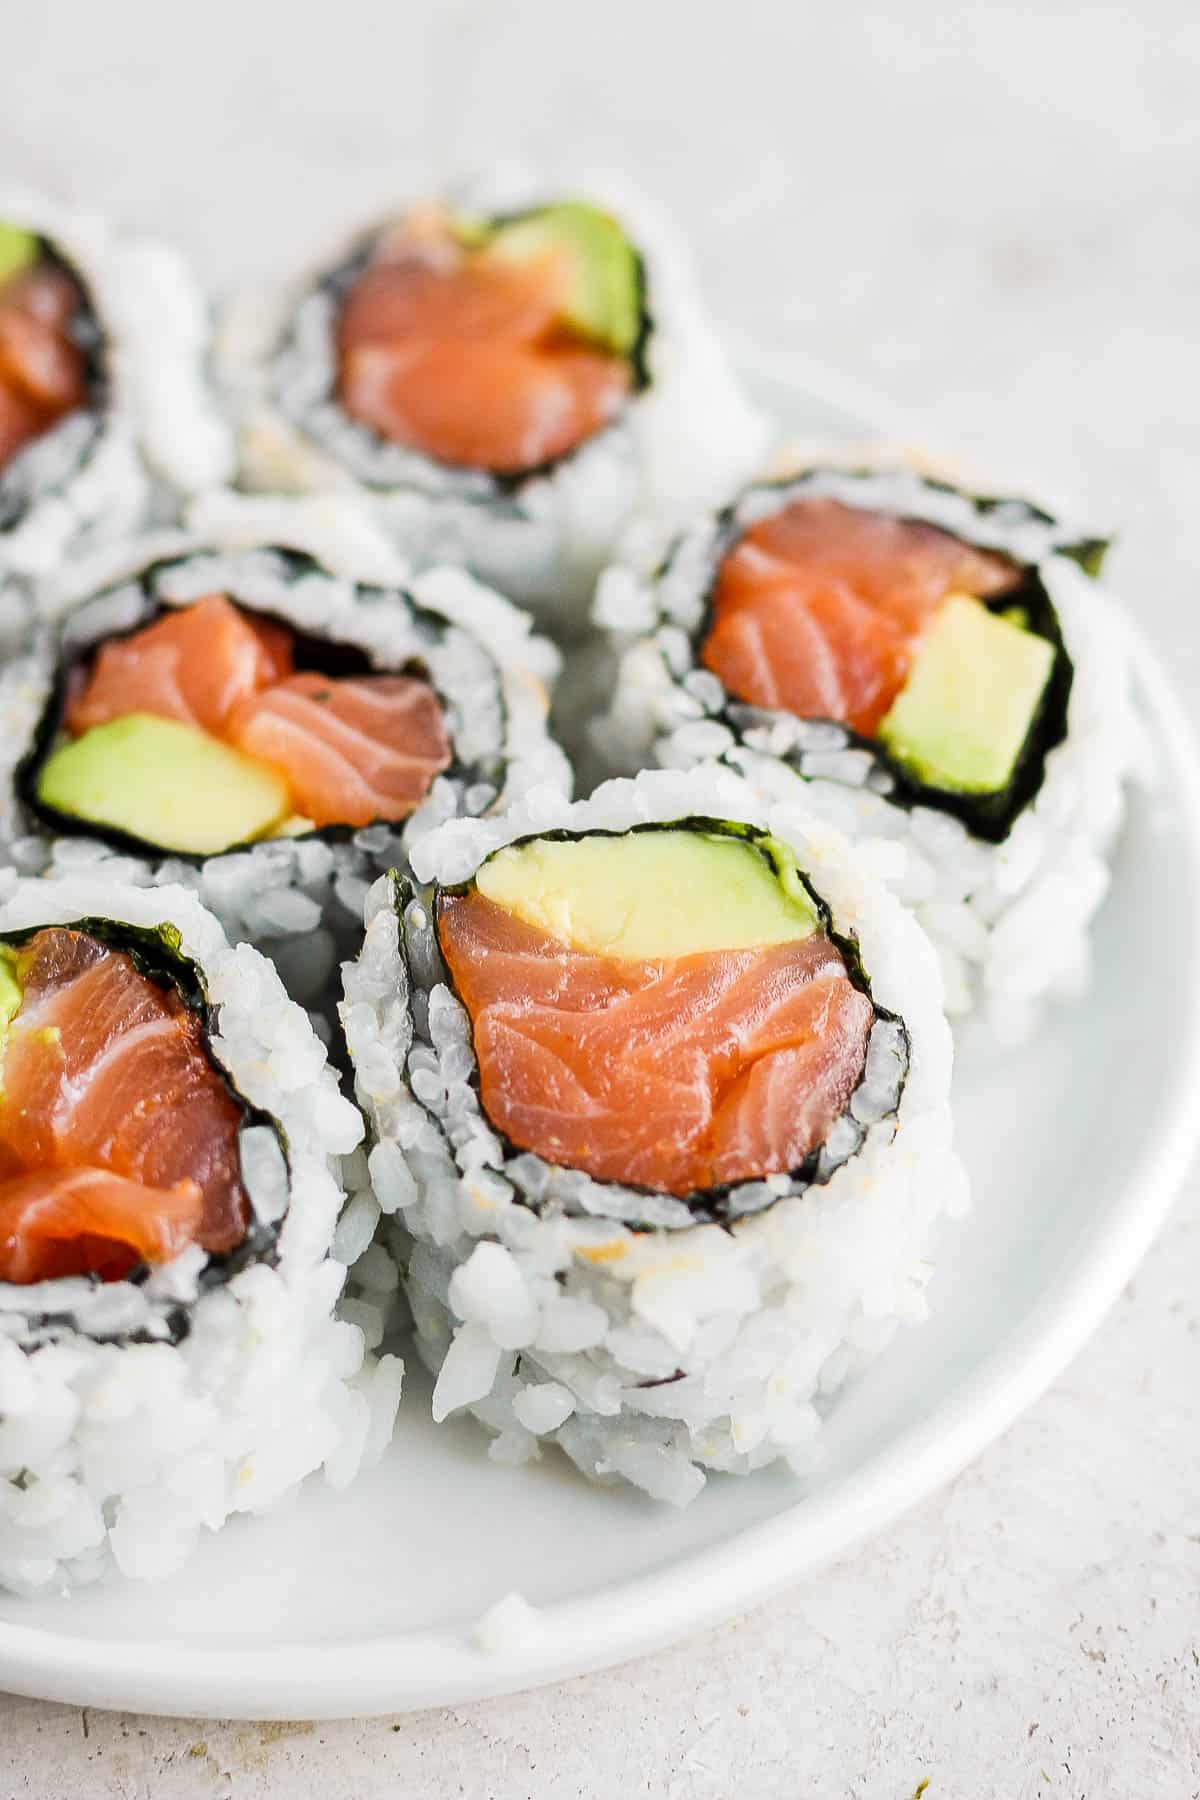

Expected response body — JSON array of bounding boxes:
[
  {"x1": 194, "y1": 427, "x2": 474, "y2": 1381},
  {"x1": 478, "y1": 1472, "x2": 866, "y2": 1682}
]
[{"x1": 2, "y1": 2, "x2": 1199, "y2": 1794}]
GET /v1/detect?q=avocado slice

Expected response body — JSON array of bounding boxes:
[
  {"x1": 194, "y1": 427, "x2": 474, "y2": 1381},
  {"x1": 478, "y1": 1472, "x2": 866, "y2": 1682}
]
[
  {"x1": 474, "y1": 827, "x2": 818, "y2": 959},
  {"x1": 0, "y1": 222, "x2": 38, "y2": 287},
  {"x1": 476, "y1": 202, "x2": 641, "y2": 357},
  {"x1": 879, "y1": 595, "x2": 1056, "y2": 795},
  {"x1": 37, "y1": 715, "x2": 293, "y2": 856}
]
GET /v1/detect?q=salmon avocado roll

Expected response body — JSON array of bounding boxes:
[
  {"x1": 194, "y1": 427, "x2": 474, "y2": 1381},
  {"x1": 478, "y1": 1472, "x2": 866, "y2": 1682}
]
[
  {"x1": 219, "y1": 172, "x2": 765, "y2": 630},
  {"x1": 342, "y1": 768, "x2": 960, "y2": 1504},
  {"x1": 0, "y1": 190, "x2": 230, "y2": 651},
  {"x1": 334, "y1": 202, "x2": 640, "y2": 479},
  {"x1": 0, "y1": 875, "x2": 401, "y2": 1593},
  {"x1": 0, "y1": 924, "x2": 252, "y2": 1286},
  {"x1": 0, "y1": 497, "x2": 567, "y2": 1013},
  {"x1": 599, "y1": 467, "x2": 1140, "y2": 1041}
]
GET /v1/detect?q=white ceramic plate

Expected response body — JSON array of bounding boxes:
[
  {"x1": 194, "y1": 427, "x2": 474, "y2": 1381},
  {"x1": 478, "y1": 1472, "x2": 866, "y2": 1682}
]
[{"x1": 2, "y1": 349, "x2": 1199, "y2": 1722}]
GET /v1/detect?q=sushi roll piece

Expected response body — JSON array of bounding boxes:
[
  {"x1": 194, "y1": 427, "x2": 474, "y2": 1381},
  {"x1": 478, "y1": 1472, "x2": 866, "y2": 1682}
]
[
  {"x1": 0, "y1": 873, "x2": 401, "y2": 1593},
  {"x1": 218, "y1": 171, "x2": 766, "y2": 634},
  {"x1": 341, "y1": 766, "x2": 962, "y2": 1504},
  {"x1": 597, "y1": 467, "x2": 1142, "y2": 1042},
  {"x1": 0, "y1": 190, "x2": 231, "y2": 651},
  {"x1": 0, "y1": 496, "x2": 568, "y2": 1016}
]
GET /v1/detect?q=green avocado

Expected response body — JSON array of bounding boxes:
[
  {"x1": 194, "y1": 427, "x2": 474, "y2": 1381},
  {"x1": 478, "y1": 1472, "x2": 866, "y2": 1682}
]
[
  {"x1": 474, "y1": 827, "x2": 818, "y2": 958},
  {"x1": 0, "y1": 222, "x2": 38, "y2": 286},
  {"x1": 476, "y1": 202, "x2": 641, "y2": 357},
  {"x1": 37, "y1": 714, "x2": 293, "y2": 856},
  {"x1": 879, "y1": 595, "x2": 1056, "y2": 795}
]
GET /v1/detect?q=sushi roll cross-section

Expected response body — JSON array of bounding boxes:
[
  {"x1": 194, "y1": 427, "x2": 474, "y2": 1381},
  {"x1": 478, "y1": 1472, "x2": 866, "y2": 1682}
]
[
  {"x1": 436, "y1": 828, "x2": 880, "y2": 1200},
  {"x1": 0, "y1": 876, "x2": 401, "y2": 1595},
  {"x1": 700, "y1": 495, "x2": 1063, "y2": 840},
  {"x1": 599, "y1": 468, "x2": 1139, "y2": 1040},
  {"x1": 343, "y1": 768, "x2": 961, "y2": 1505},
  {"x1": 220, "y1": 172, "x2": 766, "y2": 628},
  {"x1": 0, "y1": 923, "x2": 249, "y2": 1284},
  {"x1": 336, "y1": 202, "x2": 640, "y2": 477},
  {"x1": 0, "y1": 502, "x2": 568, "y2": 1013},
  {"x1": 36, "y1": 592, "x2": 454, "y2": 853}
]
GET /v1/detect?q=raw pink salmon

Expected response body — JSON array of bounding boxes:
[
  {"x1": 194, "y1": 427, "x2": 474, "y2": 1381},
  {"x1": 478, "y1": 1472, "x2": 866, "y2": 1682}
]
[
  {"x1": 0, "y1": 262, "x2": 87, "y2": 471},
  {"x1": 63, "y1": 599, "x2": 453, "y2": 831},
  {"x1": 0, "y1": 928, "x2": 249, "y2": 1283},
  {"x1": 437, "y1": 892, "x2": 872, "y2": 1197},
  {"x1": 227, "y1": 672, "x2": 453, "y2": 829},
  {"x1": 337, "y1": 231, "x2": 630, "y2": 475},
  {"x1": 703, "y1": 497, "x2": 1020, "y2": 737}
]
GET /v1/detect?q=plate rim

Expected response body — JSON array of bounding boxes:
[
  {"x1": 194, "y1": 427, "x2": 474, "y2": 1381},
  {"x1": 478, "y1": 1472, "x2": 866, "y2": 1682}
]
[{"x1": 3, "y1": 353, "x2": 1200, "y2": 1721}]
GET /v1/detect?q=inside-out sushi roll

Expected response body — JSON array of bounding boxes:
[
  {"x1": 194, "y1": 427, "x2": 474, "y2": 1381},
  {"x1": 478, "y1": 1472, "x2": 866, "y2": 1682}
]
[
  {"x1": 0, "y1": 191, "x2": 231, "y2": 651},
  {"x1": 0, "y1": 874, "x2": 400, "y2": 1593},
  {"x1": 342, "y1": 768, "x2": 960, "y2": 1505},
  {"x1": 597, "y1": 467, "x2": 1141, "y2": 1040},
  {"x1": 0, "y1": 497, "x2": 568, "y2": 1014},
  {"x1": 218, "y1": 172, "x2": 766, "y2": 630}
]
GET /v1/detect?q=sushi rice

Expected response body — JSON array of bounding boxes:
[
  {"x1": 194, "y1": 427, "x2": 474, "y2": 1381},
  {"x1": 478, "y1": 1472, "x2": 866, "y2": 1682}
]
[
  {"x1": 0, "y1": 873, "x2": 402, "y2": 1594},
  {"x1": 0, "y1": 493, "x2": 569, "y2": 1018},
  {"x1": 341, "y1": 765, "x2": 964, "y2": 1506},
  {"x1": 596, "y1": 465, "x2": 1144, "y2": 1044},
  {"x1": 0, "y1": 187, "x2": 232, "y2": 652},
  {"x1": 216, "y1": 168, "x2": 767, "y2": 633}
]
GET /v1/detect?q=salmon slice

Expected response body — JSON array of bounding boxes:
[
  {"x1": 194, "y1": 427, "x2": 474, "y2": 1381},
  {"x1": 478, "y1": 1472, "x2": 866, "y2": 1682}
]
[
  {"x1": 66, "y1": 595, "x2": 294, "y2": 739},
  {"x1": 60, "y1": 597, "x2": 453, "y2": 835},
  {"x1": 0, "y1": 262, "x2": 87, "y2": 472},
  {"x1": 0, "y1": 928, "x2": 249, "y2": 1279},
  {"x1": 4, "y1": 264, "x2": 81, "y2": 329},
  {"x1": 703, "y1": 497, "x2": 1021, "y2": 737},
  {"x1": 227, "y1": 671, "x2": 453, "y2": 828},
  {"x1": 0, "y1": 382, "x2": 49, "y2": 469},
  {"x1": 339, "y1": 256, "x2": 567, "y2": 347},
  {"x1": 0, "y1": 1166, "x2": 204, "y2": 1284},
  {"x1": 340, "y1": 336, "x2": 630, "y2": 476},
  {"x1": 437, "y1": 892, "x2": 873, "y2": 1197},
  {"x1": 0, "y1": 307, "x2": 84, "y2": 413},
  {"x1": 336, "y1": 238, "x2": 631, "y2": 475}
]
